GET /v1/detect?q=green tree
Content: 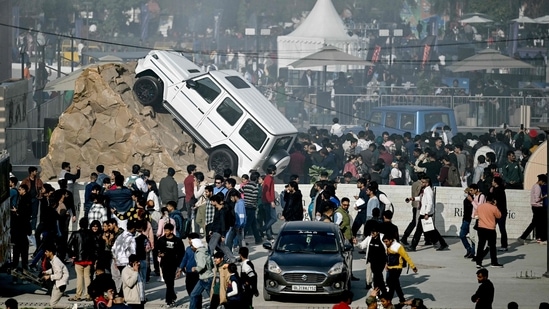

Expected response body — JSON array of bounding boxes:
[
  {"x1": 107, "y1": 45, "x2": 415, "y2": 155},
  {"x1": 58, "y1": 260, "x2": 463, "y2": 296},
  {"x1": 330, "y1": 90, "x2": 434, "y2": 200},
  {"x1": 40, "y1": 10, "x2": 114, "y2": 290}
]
[{"x1": 94, "y1": 0, "x2": 141, "y2": 37}]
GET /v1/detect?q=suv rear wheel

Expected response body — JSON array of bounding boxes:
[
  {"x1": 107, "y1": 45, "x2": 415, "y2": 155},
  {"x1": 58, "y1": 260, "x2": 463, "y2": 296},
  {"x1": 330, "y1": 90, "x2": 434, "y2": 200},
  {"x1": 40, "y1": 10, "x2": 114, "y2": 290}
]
[
  {"x1": 208, "y1": 148, "x2": 237, "y2": 175},
  {"x1": 133, "y1": 75, "x2": 163, "y2": 106}
]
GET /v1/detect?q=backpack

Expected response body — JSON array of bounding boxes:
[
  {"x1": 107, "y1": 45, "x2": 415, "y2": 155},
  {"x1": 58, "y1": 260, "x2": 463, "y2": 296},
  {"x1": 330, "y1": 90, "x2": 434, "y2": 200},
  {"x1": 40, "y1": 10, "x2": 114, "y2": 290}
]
[
  {"x1": 447, "y1": 165, "x2": 461, "y2": 187},
  {"x1": 170, "y1": 211, "x2": 184, "y2": 237},
  {"x1": 127, "y1": 175, "x2": 147, "y2": 199},
  {"x1": 180, "y1": 218, "x2": 192, "y2": 239},
  {"x1": 241, "y1": 260, "x2": 259, "y2": 296}
]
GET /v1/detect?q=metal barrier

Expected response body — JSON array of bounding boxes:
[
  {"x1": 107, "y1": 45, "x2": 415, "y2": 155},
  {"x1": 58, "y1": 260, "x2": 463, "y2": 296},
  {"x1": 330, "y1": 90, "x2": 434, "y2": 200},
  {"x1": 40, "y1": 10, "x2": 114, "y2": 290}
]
[
  {"x1": 6, "y1": 94, "x2": 72, "y2": 169},
  {"x1": 285, "y1": 92, "x2": 549, "y2": 130},
  {"x1": 379, "y1": 94, "x2": 453, "y2": 108}
]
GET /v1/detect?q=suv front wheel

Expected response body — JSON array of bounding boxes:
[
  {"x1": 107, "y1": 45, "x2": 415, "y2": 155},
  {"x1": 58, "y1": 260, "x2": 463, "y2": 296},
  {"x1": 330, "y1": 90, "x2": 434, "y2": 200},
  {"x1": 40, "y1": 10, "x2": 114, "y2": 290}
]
[{"x1": 133, "y1": 75, "x2": 163, "y2": 106}]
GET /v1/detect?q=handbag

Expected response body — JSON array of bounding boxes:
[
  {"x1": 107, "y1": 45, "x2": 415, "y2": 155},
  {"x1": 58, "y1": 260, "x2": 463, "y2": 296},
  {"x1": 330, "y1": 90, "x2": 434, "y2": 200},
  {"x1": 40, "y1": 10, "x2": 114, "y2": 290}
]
[{"x1": 421, "y1": 217, "x2": 435, "y2": 232}]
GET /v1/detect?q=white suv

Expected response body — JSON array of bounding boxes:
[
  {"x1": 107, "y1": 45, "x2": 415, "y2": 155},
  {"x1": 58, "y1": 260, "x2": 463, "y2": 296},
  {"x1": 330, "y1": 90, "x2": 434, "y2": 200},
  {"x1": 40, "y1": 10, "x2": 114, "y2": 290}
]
[{"x1": 133, "y1": 50, "x2": 298, "y2": 176}]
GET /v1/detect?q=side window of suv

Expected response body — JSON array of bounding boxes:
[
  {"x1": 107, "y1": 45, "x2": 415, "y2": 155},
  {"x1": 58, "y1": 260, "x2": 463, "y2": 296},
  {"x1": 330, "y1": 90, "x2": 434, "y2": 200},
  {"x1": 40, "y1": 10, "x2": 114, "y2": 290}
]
[
  {"x1": 239, "y1": 119, "x2": 267, "y2": 151},
  {"x1": 217, "y1": 97, "x2": 243, "y2": 125},
  {"x1": 400, "y1": 113, "x2": 415, "y2": 130},
  {"x1": 193, "y1": 77, "x2": 221, "y2": 103}
]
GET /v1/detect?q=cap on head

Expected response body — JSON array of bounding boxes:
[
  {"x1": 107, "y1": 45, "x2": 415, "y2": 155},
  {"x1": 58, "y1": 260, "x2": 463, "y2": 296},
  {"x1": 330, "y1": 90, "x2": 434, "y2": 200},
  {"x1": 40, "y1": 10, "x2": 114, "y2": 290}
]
[{"x1": 191, "y1": 238, "x2": 204, "y2": 248}]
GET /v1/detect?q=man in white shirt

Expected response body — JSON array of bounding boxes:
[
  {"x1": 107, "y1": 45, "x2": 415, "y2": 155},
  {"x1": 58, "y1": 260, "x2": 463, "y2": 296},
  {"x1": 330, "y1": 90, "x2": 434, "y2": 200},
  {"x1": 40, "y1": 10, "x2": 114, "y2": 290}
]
[
  {"x1": 330, "y1": 117, "x2": 344, "y2": 137},
  {"x1": 43, "y1": 245, "x2": 70, "y2": 308},
  {"x1": 407, "y1": 175, "x2": 449, "y2": 252}
]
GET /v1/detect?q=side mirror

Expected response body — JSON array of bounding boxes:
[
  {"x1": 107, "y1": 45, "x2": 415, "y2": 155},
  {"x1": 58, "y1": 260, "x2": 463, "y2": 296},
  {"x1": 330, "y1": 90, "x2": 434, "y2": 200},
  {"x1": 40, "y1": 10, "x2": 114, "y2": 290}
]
[
  {"x1": 263, "y1": 242, "x2": 273, "y2": 250},
  {"x1": 186, "y1": 79, "x2": 197, "y2": 89}
]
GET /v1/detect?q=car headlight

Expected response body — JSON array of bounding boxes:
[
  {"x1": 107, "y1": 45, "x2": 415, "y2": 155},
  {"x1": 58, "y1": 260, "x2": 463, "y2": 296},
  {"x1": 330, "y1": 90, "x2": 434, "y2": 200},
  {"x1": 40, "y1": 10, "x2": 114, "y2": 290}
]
[
  {"x1": 267, "y1": 260, "x2": 282, "y2": 274},
  {"x1": 328, "y1": 262, "x2": 345, "y2": 275}
]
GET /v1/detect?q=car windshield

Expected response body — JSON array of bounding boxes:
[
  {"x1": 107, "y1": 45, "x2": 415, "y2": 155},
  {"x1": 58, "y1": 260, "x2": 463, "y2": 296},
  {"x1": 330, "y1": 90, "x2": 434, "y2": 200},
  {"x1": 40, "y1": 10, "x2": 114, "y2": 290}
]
[
  {"x1": 275, "y1": 230, "x2": 339, "y2": 253},
  {"x1": 424, "y1": 113, "x2": 450, "y2": 131}
]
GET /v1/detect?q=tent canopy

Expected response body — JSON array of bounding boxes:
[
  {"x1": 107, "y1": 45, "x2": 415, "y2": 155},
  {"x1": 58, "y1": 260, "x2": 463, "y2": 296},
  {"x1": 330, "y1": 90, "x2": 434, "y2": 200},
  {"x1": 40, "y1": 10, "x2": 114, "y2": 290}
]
[
  {"x1": 460, "y1": 15, "x2": 493, "y2": 23},
  {"x1": 277, "y1": 0, "x2": 359, "y2": 70},
  {"x1": 446, "y1": 48, "x2": 535, "y2": 72},
  {"x1": 289, "y1": 45, "x2": 373, "y2": 68}
]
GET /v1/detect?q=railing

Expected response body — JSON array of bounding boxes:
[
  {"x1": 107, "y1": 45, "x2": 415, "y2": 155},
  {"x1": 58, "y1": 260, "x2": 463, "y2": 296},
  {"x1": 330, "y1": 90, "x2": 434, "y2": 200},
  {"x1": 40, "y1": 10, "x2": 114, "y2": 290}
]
[{"x1": 6, "y1": 93, "x2": 73, "y2": 169}]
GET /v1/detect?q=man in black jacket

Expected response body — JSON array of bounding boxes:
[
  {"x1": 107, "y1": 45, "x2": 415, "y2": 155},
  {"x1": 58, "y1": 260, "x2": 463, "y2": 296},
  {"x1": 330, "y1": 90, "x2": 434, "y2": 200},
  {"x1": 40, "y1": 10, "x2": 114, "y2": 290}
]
[
  {"x1": 11, "y1": 184, "x2": 32, "y2": 273},
  {"x1": 282, "y1": 181, "x2": 303, "y2": 222},
  {"x1": 207, "y1": 194, "x2": 236, "y2": 263},
  {"x1": 351, "y1": 178, "x2": 369, "y2": 244},
  {"x1": 471, "y1": 268, "x2": 494, "y2": 309},
  {"x1": 67, "y1": 217, "x2": 95, "y2": 301},
  {"x1": 156, "y1": 223, "x2": 185, "y2": 306}
]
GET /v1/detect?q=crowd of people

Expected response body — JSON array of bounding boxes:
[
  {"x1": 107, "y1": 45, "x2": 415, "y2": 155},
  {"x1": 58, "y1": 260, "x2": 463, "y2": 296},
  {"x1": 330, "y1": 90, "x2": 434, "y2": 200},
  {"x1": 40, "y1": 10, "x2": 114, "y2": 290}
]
[{"x1": 6, "y1": 122, "x2": 549, "y2": 308}]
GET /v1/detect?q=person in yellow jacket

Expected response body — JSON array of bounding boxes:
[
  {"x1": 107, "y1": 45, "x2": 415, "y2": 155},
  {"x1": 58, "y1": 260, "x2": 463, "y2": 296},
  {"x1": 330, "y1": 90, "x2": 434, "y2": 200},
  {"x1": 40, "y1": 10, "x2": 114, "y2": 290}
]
[{"x1": 382, "y1": 234, "x2": 418, "y2": 305}]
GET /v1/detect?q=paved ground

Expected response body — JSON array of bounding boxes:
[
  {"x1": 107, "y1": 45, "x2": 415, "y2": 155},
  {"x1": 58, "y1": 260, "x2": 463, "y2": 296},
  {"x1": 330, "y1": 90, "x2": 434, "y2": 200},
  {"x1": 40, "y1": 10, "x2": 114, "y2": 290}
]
[{"x1": 0, "y1": 234, "x2": 548, "y2": 309}]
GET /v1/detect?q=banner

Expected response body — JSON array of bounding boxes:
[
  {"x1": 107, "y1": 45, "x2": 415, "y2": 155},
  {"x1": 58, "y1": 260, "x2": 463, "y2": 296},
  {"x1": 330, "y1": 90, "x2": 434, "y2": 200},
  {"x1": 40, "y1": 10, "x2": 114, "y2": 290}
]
[
  {"x1": 368, "y1": 45, "x2": 382, "y2": 75},
  {"x1": 422, "y1": 44, "x2": 431, "y2": 69}
]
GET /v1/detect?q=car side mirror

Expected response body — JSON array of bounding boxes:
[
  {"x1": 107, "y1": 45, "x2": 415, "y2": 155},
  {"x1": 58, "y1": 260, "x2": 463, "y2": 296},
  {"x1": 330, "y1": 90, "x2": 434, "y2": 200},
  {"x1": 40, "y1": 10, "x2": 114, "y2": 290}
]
[
  {"x1": 344, "y1": 243, "x2": 353, "y2": 251},
  {"x1": 263, "y1": 242, "x2": 273, "y2": 250},
  {"x1": 186, "y1": 79, "x2": 197, "y2": 89}
]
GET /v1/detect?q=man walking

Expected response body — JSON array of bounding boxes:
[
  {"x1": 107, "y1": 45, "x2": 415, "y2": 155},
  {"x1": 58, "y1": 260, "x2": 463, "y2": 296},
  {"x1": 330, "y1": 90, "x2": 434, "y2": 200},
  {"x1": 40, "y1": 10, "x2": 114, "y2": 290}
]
[
  {"x1": 408, "y1": 175, "x2": 449, "y2": 251},
  {"x1": 352, "y1": 177, "x2": 369, "y2": 242},
  {"x1": 157, "y1": 223, "x2": 185, "y2": 307},
  {"x1": 177, "y1": 233, "x2": 200, "y2": 300},
  {"x1": 242, "y1": 172, "x2": 262, "y2": 244},
  {"x1": 490, "y1": 177, "x2": 508, "y2": 251},
  {"x1": 43, "y1": 245, "x2": 70, "y2": 308},
  {"x1": 518, "y1": 174, "x2": 547, "y2": 244},
  {"x1": 382, "y1": 234, "x2": 417, "y2": 304},
  {"x1": 475, "y1": 195, "x2": 503, "y2": 268},
  {"x1": 401, "y1": 173, "x2": 423, "y2": 246},
  {"x1": 335, "y1": 197, "x2": 353, "y2": 242},
  {"x1": 20, "y1": 166, "x2": 43, "y2": 235},
  {"x1": 208, "y1": 194, "x2": 236, "y2": 262},
  {"x1": 357, "y1": 222, "x2": 387, "y2": 291},
  {"x1": 261, "y1": 165, "x2": 277, "y2": 240},
  {"x1": 190, "y1": 238, "x2": 214, "y2": 309}
]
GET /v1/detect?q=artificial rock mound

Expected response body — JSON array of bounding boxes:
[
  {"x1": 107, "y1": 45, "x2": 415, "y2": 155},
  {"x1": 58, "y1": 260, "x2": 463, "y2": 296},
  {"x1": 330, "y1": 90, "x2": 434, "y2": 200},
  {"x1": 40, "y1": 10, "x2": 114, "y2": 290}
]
[{"x1": 40, "y1": 63, "x2": 209, "y2": 182}]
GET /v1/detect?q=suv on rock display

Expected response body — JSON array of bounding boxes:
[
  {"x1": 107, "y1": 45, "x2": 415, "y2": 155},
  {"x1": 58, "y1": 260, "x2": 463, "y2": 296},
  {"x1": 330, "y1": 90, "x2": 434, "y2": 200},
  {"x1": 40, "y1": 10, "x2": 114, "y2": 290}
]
[
  {"x1": 262, "y1": 221, "x2": 353, "y2": 301},
  {"x1": 133, "y1": 50, "x2": 298, "y2": 176}
]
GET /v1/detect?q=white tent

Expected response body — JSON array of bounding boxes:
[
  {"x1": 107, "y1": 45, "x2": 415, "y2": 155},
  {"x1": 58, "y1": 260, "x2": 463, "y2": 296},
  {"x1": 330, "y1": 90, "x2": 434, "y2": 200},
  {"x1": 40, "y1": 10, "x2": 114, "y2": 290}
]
[{"x1": 277, "y1": 0, "x2": 360, "y2": 71}]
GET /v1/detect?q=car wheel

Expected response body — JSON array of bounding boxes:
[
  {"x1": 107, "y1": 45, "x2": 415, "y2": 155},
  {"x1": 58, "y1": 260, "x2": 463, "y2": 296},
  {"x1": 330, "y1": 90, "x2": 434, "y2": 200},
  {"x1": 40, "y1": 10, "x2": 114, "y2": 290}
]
[
  {"x1": 263, "y1": 287, "x2": 271, "y2": 301},
  {"x1": 208, "y1": 148, "x2": 237, "y2": 176},
  {"x1": 133, "y1": 75, "x2": 163, "y2": 106}
]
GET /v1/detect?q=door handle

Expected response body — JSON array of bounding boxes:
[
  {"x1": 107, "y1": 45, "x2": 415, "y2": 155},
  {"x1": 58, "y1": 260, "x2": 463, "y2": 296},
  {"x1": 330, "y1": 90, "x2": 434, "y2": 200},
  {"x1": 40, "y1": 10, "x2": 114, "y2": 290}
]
[
  {"x1": 221, "y1": 131, "x2": 227, "y2": 137},
  {"x1": 198, "y1": 108, "x2": 204, "y2": 114}
]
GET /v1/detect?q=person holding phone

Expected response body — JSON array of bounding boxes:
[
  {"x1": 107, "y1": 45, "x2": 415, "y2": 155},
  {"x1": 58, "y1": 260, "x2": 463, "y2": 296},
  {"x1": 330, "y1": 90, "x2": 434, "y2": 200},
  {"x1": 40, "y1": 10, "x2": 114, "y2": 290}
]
[{"x1": 121, "y1": 254, "x2": 146, "y2": 309}]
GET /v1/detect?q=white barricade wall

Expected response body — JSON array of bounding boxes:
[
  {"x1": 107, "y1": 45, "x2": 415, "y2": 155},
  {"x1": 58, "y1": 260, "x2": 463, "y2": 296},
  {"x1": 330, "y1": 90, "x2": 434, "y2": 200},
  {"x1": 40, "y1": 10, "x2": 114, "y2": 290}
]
[{"x1": 65, "y1": 183, "x2": 531, "y2": 239}]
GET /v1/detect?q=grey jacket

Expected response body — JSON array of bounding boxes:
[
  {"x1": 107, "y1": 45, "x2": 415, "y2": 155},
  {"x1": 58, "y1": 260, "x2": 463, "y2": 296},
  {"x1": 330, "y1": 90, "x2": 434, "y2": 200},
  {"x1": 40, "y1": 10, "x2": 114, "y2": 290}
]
[
  {"x1": 159, "y1": 175, "x2": 179, "y2": 205},
  {"x1": 194, "y1": 247, "x2": 214, "y2": 280}
]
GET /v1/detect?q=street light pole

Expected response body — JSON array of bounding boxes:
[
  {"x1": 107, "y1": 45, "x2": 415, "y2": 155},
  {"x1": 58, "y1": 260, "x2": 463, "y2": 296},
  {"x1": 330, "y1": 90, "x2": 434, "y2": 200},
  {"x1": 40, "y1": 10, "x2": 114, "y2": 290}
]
[{"x1": 539, "y1": 124, "x2": 549, "y2": 278}]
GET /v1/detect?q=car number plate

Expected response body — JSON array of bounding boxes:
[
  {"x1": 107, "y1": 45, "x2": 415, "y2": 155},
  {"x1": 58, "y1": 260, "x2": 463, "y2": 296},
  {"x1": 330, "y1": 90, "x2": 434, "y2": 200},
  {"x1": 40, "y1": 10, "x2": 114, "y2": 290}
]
[{"x1": 292, "y1": 285, "x2": 316, "y2": 292}]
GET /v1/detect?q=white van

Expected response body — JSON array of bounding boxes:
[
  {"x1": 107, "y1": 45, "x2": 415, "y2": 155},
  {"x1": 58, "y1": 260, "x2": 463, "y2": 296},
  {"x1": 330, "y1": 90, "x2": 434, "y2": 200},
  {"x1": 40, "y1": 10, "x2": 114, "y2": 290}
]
[{"x1": 133, "y1": 50, "x2": 298, "y2": 176}]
